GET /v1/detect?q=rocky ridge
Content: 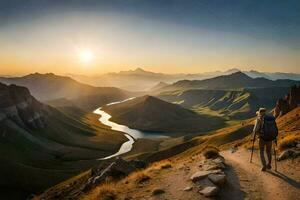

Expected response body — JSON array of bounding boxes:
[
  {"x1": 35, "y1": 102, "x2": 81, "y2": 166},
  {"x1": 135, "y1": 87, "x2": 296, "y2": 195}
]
[
  {"x1": 0, "y1": 82, "x2": 47, "y2": 129},
  {"x1": 274, "y1": 85, "x2": 300, "y2": 117}
]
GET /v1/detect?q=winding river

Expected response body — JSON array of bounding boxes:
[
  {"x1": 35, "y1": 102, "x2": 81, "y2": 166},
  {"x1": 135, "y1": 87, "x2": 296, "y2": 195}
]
[{"x1": 93, "y1": 98, "x2": 168, "y2": 160}]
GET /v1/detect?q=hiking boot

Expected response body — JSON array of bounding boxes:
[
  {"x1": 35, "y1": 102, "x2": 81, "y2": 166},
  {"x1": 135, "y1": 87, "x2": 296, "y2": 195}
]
[
  {"x1": 266, "y1": 164, "x2": 272, "y2": 170},
  {"x1": 261, "y1": 166, "x2": 266, "y2": 171}
]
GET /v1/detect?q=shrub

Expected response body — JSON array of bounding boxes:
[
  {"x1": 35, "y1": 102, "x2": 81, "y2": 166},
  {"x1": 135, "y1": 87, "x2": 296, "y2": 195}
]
[
  {"x1": 160, "y1": 163, "x2": 172, "y2": 169},
  {"x1": 96, "y1": 184, "x2": 118, "y2": 200},
  {"x1": 152, "y1": 188, "x2": 165, "y2": 196},
  {"x1": 202, "y1": 145, "x2": 220, "y2": 159},
  {"x1": 150, "y1": 160, "x2": 172, "y2": 170},
  {"x1": 125, "y1": 171, "x2": 151, "y2": 184},
  {"x1": 136, "y1": 173, "x2": 150, "y2": 184}
]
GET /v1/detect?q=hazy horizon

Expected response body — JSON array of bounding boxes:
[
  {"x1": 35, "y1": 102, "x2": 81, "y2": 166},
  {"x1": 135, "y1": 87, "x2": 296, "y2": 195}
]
[
  {"x1": 2, "y1": 67, "x2": 300, "y2": 77},
  {"x1": 1, "y1": 0, "x2": 300, "y2": 75}
]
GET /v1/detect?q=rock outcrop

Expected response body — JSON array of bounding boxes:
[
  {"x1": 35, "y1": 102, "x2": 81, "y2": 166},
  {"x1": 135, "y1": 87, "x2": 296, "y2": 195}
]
[
  {"x1": 0, "y1": 82, "x2": 47, "y2": 129},
  {"x1": 277, "y1": 149, "x2": 300, "y2": 161},
  {"x1": 274, "y1": 85, "x2": 300, "y2": 117},
  {"x1": 190, "y1": 156, "x2": 227, "y2": 197},
  {"x1": 84, "y1": 157, "x2": 147, "y2": 191}
]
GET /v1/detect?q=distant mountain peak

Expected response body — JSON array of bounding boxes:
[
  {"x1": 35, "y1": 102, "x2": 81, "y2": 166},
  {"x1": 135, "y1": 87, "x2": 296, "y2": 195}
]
[
  {"x1": 139, "y1": 95, "x2": 161, "y2": 104},
  {"x1": 134, "y1": 67, "x2": 146, "y2": 72},
  {"x1": 25, "y1": 72, "x2": 57, "y2": 78},
  {"x1": 225, "y1": 68, "x2": 241, "y2": 74},
  {"x1": 142, "y1": 95, "x2": 156, "y2": 101},
  {"x1": 150, "y1": 81, "x2": 169, "y2": 91},
  {"x1": 228, "y1": 71, "x2": 251, "y2": 78}
]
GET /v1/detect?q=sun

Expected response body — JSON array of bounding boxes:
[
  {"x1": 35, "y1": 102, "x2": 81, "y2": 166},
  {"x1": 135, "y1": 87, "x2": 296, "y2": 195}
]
[{"x1": 79, "y1": 49, "x2": 94, "y2": 64}]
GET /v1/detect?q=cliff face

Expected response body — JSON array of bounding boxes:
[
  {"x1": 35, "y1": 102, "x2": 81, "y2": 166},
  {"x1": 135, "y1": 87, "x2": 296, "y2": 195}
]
[
  {"x1": 274, "y1": 85, "x2": 300, "y2": 117},
  {"x1": 0, "y1": 82, "x2": 47, "y2": 129}
]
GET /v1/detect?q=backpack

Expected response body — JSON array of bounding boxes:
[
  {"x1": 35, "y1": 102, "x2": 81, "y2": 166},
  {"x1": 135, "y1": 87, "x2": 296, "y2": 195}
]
[{"x1": 260, "y1": 115, "x2": 278, "y2": 141}]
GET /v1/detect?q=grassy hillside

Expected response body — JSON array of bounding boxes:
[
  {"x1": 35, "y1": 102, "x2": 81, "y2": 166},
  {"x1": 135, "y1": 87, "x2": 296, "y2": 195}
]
[
  {"x1": 0, "y1": 105, "x2": 127, "y2": 199},
  {"x1": 102, "y1": 95, "x2": 226, "y2": 133},
  {"x1": 79, "y1": 106, "x2": 300, "y2": 200},
  {"x1": 158, "y1": 87, "x2": 289, "y2": 120},
  {"x1": 35, "y1": 103, "x2": 300, "y2": 200}
]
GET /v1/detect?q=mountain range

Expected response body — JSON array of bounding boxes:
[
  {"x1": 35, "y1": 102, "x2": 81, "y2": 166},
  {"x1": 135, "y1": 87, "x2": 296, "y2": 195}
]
[
  {"x1": 67, "y1": 68, "x2": 300, "y2": 91},
  {"x1": 0, "y1": 73, "x2": 131, "y2": 111},
  {"x1": 154, "y1": 72, "x2": 300, "y2": 92}
]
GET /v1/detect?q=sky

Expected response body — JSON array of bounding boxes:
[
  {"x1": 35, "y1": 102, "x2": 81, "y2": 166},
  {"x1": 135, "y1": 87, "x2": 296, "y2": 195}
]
[{"x1": 0, "y1": 0, "x2": 299, "y2": 75}]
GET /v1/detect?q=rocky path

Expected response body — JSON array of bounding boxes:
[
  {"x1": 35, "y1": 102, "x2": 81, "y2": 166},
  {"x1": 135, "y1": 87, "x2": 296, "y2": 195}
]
[
  {"x1": 114, "y1": 153, "x2": 244, "y2": 200},
  {"x1": 223, "y1": 150, "x2": 300, "y2": 200},
  {"x1": 81, "y1": 149, "x2": 299, "y2": 200}
]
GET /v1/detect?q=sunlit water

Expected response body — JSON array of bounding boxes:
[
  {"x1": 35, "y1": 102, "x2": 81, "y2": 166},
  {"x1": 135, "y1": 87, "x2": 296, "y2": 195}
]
[{"x1": 93, "y1": 98, "x2": 169, "y2": 160}]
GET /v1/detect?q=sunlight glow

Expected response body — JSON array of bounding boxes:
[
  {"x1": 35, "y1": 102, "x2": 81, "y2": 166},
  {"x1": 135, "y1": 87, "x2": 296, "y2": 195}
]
[{"x1": 79, "y1": 49, "x2": 94, "y2": 64}]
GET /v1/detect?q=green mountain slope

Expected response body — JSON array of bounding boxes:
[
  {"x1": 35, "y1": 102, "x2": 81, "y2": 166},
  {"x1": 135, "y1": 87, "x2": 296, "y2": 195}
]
[
  {"x1": 158, "y1": 87, "x2": 289, "y2": 119},
  {"x1": 102, "y1": 95, "x2": 226, "y2": 133}
]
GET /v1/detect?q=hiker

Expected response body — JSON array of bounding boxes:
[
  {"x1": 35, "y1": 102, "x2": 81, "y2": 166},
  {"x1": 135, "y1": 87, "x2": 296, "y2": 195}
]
[{"x1": 253, "y1": 108, "x2": 278, "y2": 171}]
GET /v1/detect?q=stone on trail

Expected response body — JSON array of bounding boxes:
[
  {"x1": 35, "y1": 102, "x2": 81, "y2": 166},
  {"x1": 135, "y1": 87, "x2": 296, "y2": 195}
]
[
  {"x1": 216, "y1": 162, "x2": 226, "y2": 169},
  {"x1": 183, "y1": 186, "x2": 193, "y2": 191},
  {"x1": 202, "y1": 162, "x2": 226, "y2": 170},
  {"x1": 277, "y1": 149, "x2": 295, "y2": 161},
  {"x1": 202, "y1": 164, "x2": 218, "y2": 171},
  {"x1": 190, "y1": 171, "x2": 212, "y2": 182},
  {"x1": 198, "y1": 177, "x2": 216, "y2": 188},
  {"x1": 212, "y1": 157, "x2": 225, "y2": 164},
  {"x1": 208, "y1": 174, "x2": 227, "y2": 186},
  {"x1": 199, "y1": 186, "x2": 219, "y2": 197}
]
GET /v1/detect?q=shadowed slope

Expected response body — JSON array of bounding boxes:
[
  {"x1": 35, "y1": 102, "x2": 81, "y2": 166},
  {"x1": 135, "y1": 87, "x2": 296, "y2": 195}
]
[{"x1": 0, "y1": 82, "x2": 127, "y2": 197}]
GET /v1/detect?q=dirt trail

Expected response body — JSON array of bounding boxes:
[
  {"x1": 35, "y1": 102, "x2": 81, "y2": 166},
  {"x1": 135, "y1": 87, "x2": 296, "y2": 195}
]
[{"x1": 223, "y1": 150, "x2": 300, "y2": 200}]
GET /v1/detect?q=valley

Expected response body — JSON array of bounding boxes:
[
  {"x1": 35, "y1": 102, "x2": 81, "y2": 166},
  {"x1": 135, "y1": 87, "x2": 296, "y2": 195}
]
[
  {"x1": 0, "y1": 83, "x2": 131, "y2": 199},
  {"x1": 0, "y1": 71, "x2": 299, "y2": 200},
  {"x1": 102, "y1": 95, "x2": 225, "y2": 133}
]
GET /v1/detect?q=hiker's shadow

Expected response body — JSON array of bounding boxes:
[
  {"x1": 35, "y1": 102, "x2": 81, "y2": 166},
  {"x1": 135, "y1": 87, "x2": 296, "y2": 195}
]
[
  {"x1": 267, "y1": 170, "x2": 300, "y2": 189},
  {"x1": 217, "y1": 164, "x2": 246, "y2": 200}
]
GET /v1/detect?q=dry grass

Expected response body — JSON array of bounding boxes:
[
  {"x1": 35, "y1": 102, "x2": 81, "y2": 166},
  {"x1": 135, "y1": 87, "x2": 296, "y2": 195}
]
[
  {"x1": 120, "y1": 159, "x2": 173, "y2": 186},
  {"x1": 122, "y1": 171, "x2": 151, "y2": 185},
  {"x1": 85, "y1": 159, "x2": 174, "y2": 200},
  {"x1": 96, "y1": 183, "x2": 118, "y2": 200},
  {"x1": 202, "y1": 145, "x2": 220, "y2": 159},
  {"x1": 278, "y1": 134, "x2": 300, "y2": 151},
  {"x1": 148, "y1": 160, "x2": 172, "y2": 170},
  {"x1": 83, "y1": 182, "x2": 119, "y2": 200}
]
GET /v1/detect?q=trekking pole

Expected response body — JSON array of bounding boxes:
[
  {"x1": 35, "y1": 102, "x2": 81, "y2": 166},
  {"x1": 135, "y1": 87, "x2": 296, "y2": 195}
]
[
  {"x1": 274, "y1": 140, "x2": 278, "y2": 171},
  {"x1": 250, "y1": 133, "x2": 256, "y2": 163}
]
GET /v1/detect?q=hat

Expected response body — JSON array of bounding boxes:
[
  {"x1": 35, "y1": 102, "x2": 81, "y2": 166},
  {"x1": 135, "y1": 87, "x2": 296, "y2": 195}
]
[{"x1": 256, "y1": 107, "x2": 267, "y2": 115}]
